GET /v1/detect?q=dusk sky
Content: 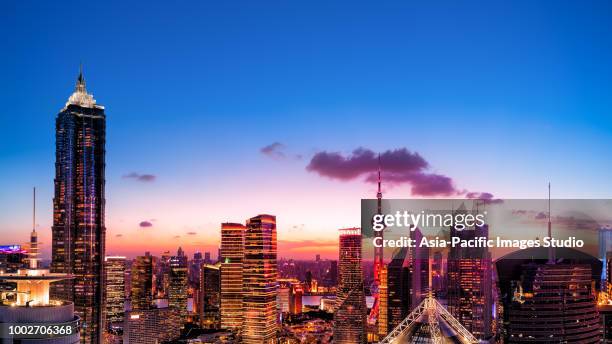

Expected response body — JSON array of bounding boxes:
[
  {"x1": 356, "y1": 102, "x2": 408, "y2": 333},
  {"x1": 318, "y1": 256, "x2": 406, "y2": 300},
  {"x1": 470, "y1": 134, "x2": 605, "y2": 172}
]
[{"x1": 2, "y1": 1, "x2": 612, "y2": 259}]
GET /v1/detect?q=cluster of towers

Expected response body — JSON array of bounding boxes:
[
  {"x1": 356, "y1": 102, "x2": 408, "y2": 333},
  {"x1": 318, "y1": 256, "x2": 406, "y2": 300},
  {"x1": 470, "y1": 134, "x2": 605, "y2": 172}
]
[{"x1": 219, "y1": 215, "x2": 279, "y2": 343}]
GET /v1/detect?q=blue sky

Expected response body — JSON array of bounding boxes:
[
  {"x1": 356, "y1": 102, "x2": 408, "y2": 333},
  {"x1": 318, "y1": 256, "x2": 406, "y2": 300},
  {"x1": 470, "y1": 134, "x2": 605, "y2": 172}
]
[{"x1": 1, "y1": 0, "x2": 612, "y2": 258}]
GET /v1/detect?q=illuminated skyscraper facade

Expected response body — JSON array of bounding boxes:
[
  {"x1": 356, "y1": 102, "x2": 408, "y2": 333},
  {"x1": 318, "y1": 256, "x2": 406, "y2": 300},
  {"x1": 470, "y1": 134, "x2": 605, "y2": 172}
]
[
  {"x1": 447, "y1": 223, "x2": 493, "y2": 340},
  {"x1": 168, "y1": 247, "x2": 188, "y2": 323},
  {"x1": 220, "y1": 223, "x2": 245, "y2": 331},
  {"x1": 131, "y1": 254, "x2": 153, "y2": 310},
  {"x1": 377, "y1": 265, "x2": 388, "y2": 337},
  {"x1": 333, "y1": 227, "x2": 367, "y2": 344},
  {"x1": 104, "y1": 256, "x2": 126, "y2": 324},
  {"x1": 410, "y1": 227, "x2": 430, "y2": 307},
  {"x1": 51, "y1": 70, "x2": 106, "y2": 344},
  {"x1": 242, "y1": 215, "x2": 279, "y2": 344}
]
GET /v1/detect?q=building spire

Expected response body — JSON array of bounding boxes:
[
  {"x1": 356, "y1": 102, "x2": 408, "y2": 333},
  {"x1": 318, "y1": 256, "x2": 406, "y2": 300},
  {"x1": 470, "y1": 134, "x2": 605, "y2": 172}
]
[
  {"x1": 76, "y1": 63, "x2": 86, "y2": 93},
  {"x1": 65, "y1": 63, "x2": 96, "y2": 109},
  {"x1": 547, "y1": 182, "x2": 555, "y2": 264},
  {"x1": 32, "y1": 187, "x2": 36, "y2": 233},
  {"x1": 30, "y1": 187, "x2": 39, "y2": 269},
  {"x1": 377, "y1": 154, "x2": 382, "y2": 202}
]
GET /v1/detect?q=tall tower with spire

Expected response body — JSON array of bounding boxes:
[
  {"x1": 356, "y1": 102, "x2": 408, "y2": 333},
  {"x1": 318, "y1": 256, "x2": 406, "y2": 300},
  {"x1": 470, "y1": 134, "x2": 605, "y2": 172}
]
[
  {"x1": 369, "y1": 155, "x2": 385, "y2": 334},
  {"x1": 51, "y1": 67, "x2": 106, "y2": 344}
]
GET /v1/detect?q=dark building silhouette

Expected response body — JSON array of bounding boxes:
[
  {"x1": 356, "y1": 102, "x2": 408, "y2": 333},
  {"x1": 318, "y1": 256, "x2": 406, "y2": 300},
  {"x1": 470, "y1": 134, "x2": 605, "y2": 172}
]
[
  {"x1": 200, "y1": 263, "x2": 221, "y2": 329},
  {"x1": 496, "y1": 247, "x2": 603, "y2": 343},
  {"x1": 386, "y1": 247, "x2": 410, "y2": 333},
  {"x1": 51, "y1": 69, "x2": 106, "y2": 343}
]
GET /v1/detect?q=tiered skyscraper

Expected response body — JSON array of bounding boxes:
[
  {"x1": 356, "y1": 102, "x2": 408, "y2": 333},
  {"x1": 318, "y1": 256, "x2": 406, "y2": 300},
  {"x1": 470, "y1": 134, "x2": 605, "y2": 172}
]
[
  {"x1": 242, "y1": 215, "x2": 279, "y2": 344},
  {"x1": 333, "y1": 227, "x2": 367, "y2": 344},
  {"x1": 51, "y1": 69, "x2": 106, "y2": 344},
  {"x1": 220, "y1": 223, "x2": 246, "y2": 331}
]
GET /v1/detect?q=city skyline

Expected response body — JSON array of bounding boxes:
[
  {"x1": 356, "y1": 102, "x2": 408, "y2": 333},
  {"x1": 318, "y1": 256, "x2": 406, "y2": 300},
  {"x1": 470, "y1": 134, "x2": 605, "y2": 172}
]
[{"x1": 3, "y1": 1, "x2": 612, "y2": 260}]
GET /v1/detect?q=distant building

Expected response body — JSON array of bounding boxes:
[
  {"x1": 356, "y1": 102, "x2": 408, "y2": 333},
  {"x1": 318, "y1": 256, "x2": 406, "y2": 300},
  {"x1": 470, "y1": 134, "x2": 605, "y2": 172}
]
[
  {"x1": 289, "y1": 283, "x2": 303, "y2": 315},
  {"x1": 601, "y1": 226, "x2": 612, "y2": 287},
  {"x1": 200, "y1": 262, "x2": 221, "y2": 329},
  {"x1": 123, "y1": 307, "x2": 181, "y2": 344},
  {"x1": 333, "y1": 227, "x2": 367, "y2": 344},
  {"x1": 599, "y1": 304, "x2": 612, "y2": 342},
  {"x1": 131, "y1": 254, "x2": 153, "y2": 310},
  {"x1": 278, "y1": 279, "x2": 303, "y2": 315},
  {"x1": 51, "y1": 68, "x2": 106, "y2": 343},
  {"x1": 220, "y1": 223, "x2": 246, "y2": 331},
  {"x1": 327, "y1": 260, "x2": 338, "y2": 286},
  {"x1": 168, "y1": 247, "x2": 189, "y2": 324},
  {"x1": 242, "y1": 215, "x2": 279, "y2": 344},
  {"x1": 155, "y1": 251, "x2": 171, "y2": 299},
  {"x1": 0, "y1": 245, "x2": 27, "y2": 273},
  {"x1": 105, "y1": 256, "x2": 126, "y2": 325}
]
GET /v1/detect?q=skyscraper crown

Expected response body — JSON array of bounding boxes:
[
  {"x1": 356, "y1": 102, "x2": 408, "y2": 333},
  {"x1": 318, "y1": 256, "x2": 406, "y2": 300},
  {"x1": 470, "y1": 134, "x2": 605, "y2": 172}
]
[{"x1": 65, "y1": 65, "x2": 97, "y2": 109}]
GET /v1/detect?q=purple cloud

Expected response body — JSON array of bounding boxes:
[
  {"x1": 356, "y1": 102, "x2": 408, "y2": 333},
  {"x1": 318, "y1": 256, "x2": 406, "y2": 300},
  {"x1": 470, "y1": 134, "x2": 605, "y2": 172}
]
[
  {"x1": 186, "y1": 231, "x2": 197, "y2": 236},
  {"x1": 307, "y1": 148, "x2": 463, "y2": 196},
  {"x1": 306, "y1": 147, "x2": 500, "y2": 198},
  {"x1": 115, "y1": 234, "x2": 123, "y2": 238},
  {"x1": 466, "y1": 192, "x2": 504, "y2": 204},
  {"x1": 123, "y1": 172, "x2": 156, "y2": 182},
  {"x1": 307, "y1": 148, "x2": 428, "y2": 181},
  {"x1": 260, "y1": 142, "x2": 286, "y2": 160},
  {"x1": 139, "y1": 221, "x2": 153, "y2": 228}
]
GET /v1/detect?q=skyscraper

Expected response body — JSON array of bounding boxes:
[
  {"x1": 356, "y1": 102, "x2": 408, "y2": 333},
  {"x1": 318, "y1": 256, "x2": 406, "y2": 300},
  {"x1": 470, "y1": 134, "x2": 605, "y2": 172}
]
[
  {"x1": 200, "y1": 262, "x2": 221, "y2": 329},
  {"x1": 333, "y1": 227, "x2": 367, "y2": 344},
  {"x1": 220, "y1": 223, "x2": 246, "y2": 331},
  {"x1": 104, "y1": 256, "x2": 126, "y2": 325},
  {"x1": 409, "y1": 227, "x2": 430, "y2": 308},
  {"x1": 447, "y1": 222, "x2": 493, "y2": 340},
  {"x1": 51, "y1": 68, "x2": 106, "y2": 344},
  {"x1": 131, "y1": 254, "x2": 153, "y2": 310},
  {"x1": 242, "y1": 215, "x2": 279, "y2": 344},
  {"x1": 385, "y1": 247, "x2": 410, "y2": 334},
  {"x1": 506, "y1": 263, "x2": 601, "y2": 343},
  {"x1": 168, "y1": 247, "x2": 189, "y2": 324}
]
